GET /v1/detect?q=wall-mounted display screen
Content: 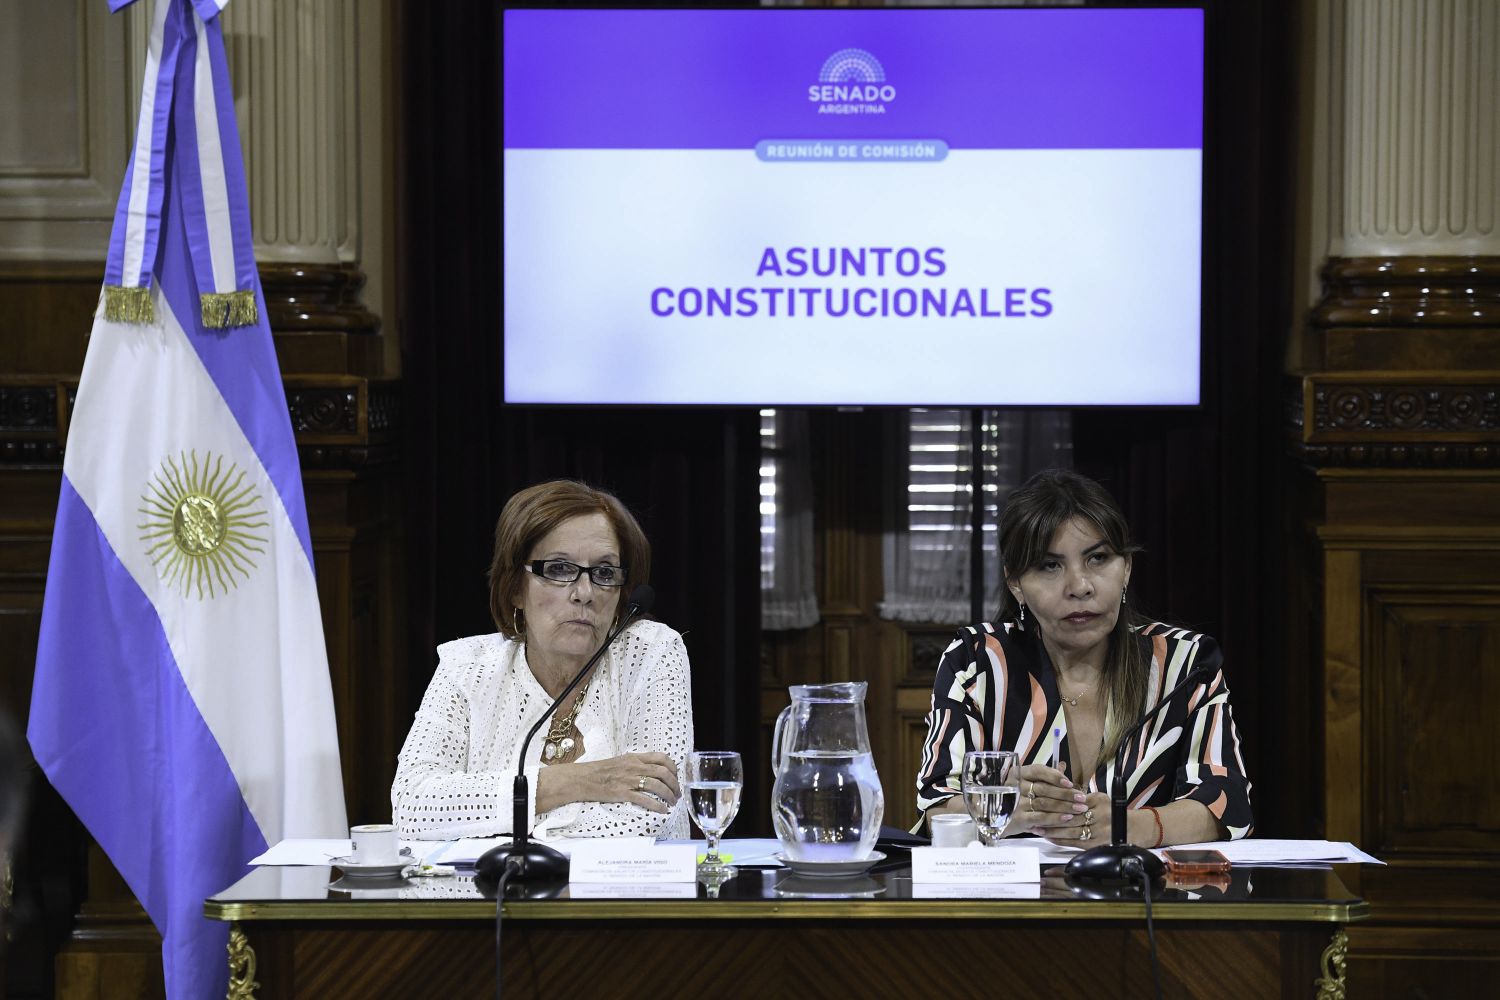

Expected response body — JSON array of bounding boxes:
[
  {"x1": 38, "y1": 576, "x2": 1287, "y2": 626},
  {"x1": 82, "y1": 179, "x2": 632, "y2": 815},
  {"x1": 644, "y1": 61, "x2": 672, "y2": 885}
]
[{"x1": 503, "y1": 8, "x2": 1204, "y2": 406}]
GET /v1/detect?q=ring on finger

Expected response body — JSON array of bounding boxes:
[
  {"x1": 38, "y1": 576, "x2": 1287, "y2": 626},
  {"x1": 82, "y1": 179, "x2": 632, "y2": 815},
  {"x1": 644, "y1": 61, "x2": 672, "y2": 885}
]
[
  {"x1": 637, "y1": 776, "x2": 646, "y2": 792},
  {"x1": 1081, "y1": 825, "x2": 1092, "y2": 841}
]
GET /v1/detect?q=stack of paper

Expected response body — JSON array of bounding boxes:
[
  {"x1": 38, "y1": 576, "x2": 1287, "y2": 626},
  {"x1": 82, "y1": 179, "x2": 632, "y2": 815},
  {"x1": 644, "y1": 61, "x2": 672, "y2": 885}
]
[
  {"x1": 250, "y1": 839, "x2": 457, "y2": 866},
  {"x1": 1157, "y1": 839, "x2": 1382, "y2": 867}
]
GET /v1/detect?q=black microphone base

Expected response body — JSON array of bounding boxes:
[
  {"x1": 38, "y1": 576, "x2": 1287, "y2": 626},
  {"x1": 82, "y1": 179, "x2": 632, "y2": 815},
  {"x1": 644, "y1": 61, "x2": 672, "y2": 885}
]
[
  {"x1": 475, "y1": 841, "x2": 569, "y2": 886},
  {"x1": 1063, "y1": 844, "x2": 1165, "y2": 886}
]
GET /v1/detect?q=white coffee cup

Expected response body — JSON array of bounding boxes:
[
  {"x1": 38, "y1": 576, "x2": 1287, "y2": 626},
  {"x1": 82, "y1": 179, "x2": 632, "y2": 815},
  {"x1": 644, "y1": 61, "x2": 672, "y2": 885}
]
[
  {"x1": 349, "y1": 823, "x2": 399, "y2": 865},
  {"x1": 929, "y1": 813, "x2": 977, "y2": 848}
]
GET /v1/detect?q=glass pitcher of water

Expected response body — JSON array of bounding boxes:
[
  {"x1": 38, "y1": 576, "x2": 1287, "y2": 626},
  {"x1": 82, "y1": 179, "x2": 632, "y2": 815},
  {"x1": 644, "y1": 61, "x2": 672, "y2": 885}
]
[{"x1": 771, "y1": 681, "x2": 885, "y2": 862}]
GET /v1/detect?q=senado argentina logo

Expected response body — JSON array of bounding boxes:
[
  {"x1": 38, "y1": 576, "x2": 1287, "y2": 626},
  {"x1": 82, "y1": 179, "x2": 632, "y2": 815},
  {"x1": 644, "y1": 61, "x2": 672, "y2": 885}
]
[{"x1": 809, "y1": 48, "x2": 895, "y2": 115}]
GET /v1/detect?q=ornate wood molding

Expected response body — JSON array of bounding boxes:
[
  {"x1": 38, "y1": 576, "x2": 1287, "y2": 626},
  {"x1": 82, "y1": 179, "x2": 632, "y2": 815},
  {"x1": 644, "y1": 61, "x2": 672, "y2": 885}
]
[
  {"x1": 262, "y1": 263, "x2": 384, "y2": 377},
  {"x1": 1311, "y1": 382, "x2": 1497, "y2": 436},
  {"x1": 0, "y1": 382, "x2": 61, "y2": 463},
  {"x1": 1290, "y1": 376, "x2": 1500, "y2": 467},
  {"x1": 1294, "y1": 255, "x2": 1500, "y2": 468},
  {"x1": 1312, "y1": 257, "x2": 1500, "y2": 328},
  {"x1": 0, "y1": 375, "x2": 398, "y2": 468},
  {"x1": 1296, "y1": 443, "x2": 1499, "y2": 468},
  {"x1": 261, "y1": 263, "x2": 379, "y2": 336}
]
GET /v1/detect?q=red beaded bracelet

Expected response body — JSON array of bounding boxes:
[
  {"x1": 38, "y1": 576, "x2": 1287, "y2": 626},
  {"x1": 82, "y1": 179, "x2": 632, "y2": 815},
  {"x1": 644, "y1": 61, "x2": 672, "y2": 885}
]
[{"x1": 1144, "y1": 806, "x2": 1165, "y2": 848}]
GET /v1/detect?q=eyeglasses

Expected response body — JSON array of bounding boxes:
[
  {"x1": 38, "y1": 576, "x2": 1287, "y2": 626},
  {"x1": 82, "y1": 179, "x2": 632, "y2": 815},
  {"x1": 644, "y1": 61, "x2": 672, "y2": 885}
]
[{"x1": 526, "y1": 559, "x2": 629, "y2": 588}]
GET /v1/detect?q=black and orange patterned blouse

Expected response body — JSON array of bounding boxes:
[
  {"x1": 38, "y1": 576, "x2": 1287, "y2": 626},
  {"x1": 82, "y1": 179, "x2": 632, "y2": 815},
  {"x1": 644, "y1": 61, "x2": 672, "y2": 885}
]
[{"x1": 915, "y1": 620, "x2": 1253, "y2": 839}]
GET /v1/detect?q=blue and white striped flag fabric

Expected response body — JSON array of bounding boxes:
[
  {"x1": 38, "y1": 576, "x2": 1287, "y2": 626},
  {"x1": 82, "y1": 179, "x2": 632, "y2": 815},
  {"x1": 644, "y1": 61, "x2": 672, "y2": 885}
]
[{"x1": 29, "y1": 0, "x2": 346, "y2": 996}]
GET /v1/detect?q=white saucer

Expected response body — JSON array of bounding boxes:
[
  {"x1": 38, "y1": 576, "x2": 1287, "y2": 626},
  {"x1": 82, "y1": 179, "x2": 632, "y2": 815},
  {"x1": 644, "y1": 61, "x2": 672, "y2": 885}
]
[
  {"x1": 775, "y1": 850, "x2": 885, "y2": 878},
  {"x1": 330, "y1": 859, "x2": 410, "y2": 879}
]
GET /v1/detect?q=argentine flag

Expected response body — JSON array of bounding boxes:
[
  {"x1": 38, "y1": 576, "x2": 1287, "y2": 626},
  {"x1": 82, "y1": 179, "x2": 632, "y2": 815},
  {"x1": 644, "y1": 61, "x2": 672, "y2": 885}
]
[{"x1": 28, "y1": 0, "x2": 346, "y2": 996}]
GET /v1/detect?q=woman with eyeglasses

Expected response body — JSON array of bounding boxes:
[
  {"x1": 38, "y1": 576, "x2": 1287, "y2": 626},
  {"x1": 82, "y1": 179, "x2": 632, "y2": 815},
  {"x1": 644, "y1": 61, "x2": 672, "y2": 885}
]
[{"x1": 392, "y1": 480, "x2": 692, "y2": 840}]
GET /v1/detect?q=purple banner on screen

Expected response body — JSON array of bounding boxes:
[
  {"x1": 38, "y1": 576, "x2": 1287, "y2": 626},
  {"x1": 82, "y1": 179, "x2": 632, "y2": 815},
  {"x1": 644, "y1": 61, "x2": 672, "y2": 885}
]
[{"x1": 503, "y1": 9, "x2": 1203, "y2": 150}]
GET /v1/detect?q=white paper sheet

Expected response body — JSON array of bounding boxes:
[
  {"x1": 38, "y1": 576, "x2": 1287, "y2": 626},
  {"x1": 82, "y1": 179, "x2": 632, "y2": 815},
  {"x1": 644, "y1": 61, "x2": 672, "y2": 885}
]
[
  {"x1": 421, "y1": 837, "x2": 583, "y2": 866},
  {"x1": 251, "y1": 838, "x2": 450, "y2": 866},
  {"x1": 251, "y1": 835, "x2": 1387, "y2": 871},
  {"x1": 1155, "y1": 839, "x2": 1383, "y2": 866},
  {"x1": 1038, "y1": 843, "x2": 1084, "y2": 865},
  {"x1": 655, "y1": 837, "x2": 787, "y2": 867}
]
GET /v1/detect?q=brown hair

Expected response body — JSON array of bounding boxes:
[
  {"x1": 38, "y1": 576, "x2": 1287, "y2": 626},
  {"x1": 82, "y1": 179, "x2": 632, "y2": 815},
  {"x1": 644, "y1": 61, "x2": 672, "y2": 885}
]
[
  {"x1": 995, "y1": 469, "x2": 1146, "y2": 773},
  {"x1": 488, "y1": 480, "x2": 651, "y2": 639}
]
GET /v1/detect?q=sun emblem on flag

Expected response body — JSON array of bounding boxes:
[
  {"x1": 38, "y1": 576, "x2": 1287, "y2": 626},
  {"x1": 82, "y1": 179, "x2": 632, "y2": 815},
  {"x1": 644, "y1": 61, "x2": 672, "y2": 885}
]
[{"x1": 138, "y1": 450, "x2": 269, "y2": 599}]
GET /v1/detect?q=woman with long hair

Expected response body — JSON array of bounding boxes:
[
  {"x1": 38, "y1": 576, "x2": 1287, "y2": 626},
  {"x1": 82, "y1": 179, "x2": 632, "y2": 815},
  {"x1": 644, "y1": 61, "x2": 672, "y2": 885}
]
[{"x1": 915, "y1": 470, "x2": 1252, "y2": 848}]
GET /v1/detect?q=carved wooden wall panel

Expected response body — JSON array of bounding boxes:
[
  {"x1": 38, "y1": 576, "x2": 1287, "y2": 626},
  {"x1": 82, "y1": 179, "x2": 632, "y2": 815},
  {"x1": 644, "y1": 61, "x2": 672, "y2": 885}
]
[
  {"x1": 1367, "y1": 590, "x2": 1500, "y2": 854},
  {"x1": 896, "y1": 686, "x2": 933, "y2": 824},
  {"x1": 1320, "y1": 546, "x2": 1364, "y2": 846},
  {"x1": 234, "y1": 918, "x2": 1332, "y2": 1000},
  {"x1": 1294, "y1": 252, "x2": 1500, "y2": 993},
  {"x1": 1345, "y1": 925, "x2": 1500, "y2": 998}
]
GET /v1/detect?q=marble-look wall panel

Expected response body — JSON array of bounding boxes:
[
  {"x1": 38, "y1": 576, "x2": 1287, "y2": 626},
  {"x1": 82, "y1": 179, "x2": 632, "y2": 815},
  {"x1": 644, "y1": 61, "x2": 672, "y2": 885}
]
[{"x1": 0, "y1": 0, "x2": 128, "y2": 261}]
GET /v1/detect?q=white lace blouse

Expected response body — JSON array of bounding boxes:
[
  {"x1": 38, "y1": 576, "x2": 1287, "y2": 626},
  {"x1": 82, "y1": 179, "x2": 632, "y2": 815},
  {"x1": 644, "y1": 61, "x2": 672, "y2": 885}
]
[{"x1": 391, "y1": 619, "x2": 694, "y2": 840}]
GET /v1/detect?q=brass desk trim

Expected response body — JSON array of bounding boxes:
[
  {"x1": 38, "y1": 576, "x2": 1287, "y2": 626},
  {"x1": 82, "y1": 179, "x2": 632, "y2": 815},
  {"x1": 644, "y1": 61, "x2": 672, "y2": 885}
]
[{"x1": 205, "y1": 898, "x2": 1370, "y2": 924}]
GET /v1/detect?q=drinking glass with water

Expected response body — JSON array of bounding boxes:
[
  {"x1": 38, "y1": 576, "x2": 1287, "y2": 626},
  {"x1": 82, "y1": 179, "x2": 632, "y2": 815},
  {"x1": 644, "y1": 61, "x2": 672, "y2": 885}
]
[
  {"x1": 961, "y1": 750, "x2": 1020, "y2": 845},
  {"x1": 687, "y1": 751, "x2": 743, "y2": 873}
]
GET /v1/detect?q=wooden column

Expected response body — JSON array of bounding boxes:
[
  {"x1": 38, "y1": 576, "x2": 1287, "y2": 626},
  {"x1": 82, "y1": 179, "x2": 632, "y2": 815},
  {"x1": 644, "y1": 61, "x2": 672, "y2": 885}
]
[{"x1": 1290, "y1": 1, "x2": 1500, "y2": 993}]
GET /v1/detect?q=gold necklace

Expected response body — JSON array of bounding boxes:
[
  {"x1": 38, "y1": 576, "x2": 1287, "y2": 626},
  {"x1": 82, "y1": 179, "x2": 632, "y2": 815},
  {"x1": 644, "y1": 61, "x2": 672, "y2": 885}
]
[
  {"x1": 541, "y1": 675, "x2": 591, "y2": 762},
  {"x1": 1058, "y1": 674, "x2": 1099, "y2": 708}
]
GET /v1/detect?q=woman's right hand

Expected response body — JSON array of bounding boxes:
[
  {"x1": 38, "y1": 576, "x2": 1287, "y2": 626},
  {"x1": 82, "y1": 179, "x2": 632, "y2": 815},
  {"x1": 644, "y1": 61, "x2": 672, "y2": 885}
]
[
  {"x1": 1004, "y1": 763, "x2": 1088, "y2": 836},
  {"x1": 536, "y1": 752, "x2": 681, "y2": 814}
]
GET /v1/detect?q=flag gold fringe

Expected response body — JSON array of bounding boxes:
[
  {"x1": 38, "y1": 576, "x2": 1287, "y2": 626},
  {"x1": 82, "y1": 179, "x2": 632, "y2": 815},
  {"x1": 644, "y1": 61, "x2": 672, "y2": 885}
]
[
  {"x1": 201, "y1": 290, "x2": 258, "y2": 329},
  {"x1": 103, "y1": 285, "x2": 155, "y2": 324}
]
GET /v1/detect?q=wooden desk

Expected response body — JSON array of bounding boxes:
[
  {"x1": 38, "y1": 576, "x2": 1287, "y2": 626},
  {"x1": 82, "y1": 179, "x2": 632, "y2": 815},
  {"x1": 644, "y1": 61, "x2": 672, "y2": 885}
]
[{"x1": 206, "y1": 864, "x2": 1366, "y2": 999}]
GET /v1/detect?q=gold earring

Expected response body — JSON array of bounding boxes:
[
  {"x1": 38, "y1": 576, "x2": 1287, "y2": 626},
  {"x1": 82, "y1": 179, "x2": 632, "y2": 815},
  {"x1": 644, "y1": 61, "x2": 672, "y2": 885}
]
[
  {"x1": 1019, "y1": 603, "x2": 1026, "y2": 627},
  {"x1": 513, "y1": 608, "x2": 524, "y2": 636}
]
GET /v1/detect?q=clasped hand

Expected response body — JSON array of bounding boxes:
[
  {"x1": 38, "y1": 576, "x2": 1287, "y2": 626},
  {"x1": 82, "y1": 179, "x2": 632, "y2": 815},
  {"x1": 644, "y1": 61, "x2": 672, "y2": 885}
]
[
  {"x1": 1006, "y1": 764, "x2": 1108, "y2": 844},
  {"x1": 540, "y1": 752, "x2": 682, "y2": 814}
]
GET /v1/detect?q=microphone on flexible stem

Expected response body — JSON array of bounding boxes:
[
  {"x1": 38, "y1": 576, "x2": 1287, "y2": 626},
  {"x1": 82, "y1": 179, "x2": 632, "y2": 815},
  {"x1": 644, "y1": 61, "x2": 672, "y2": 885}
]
[
  {"x1": 475, "y1": 584, "x2": 656, "y2": 888},
  {"x1": 1064, "y1": 664, "x2": 1213, "y2": 888}
]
